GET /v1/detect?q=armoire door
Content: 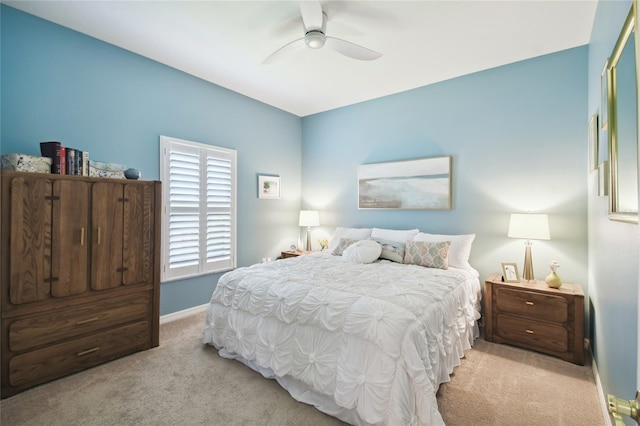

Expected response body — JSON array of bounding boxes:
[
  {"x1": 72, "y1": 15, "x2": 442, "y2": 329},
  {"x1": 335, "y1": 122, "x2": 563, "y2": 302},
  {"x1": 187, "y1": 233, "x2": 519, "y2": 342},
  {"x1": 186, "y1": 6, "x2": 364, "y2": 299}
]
[
  {"x1": 9, "y1": 177, "x2": 89, "y2": 303},
  {"x1": 91, "y1": 182, "x2": 124, "y2": 290},
  {"x1": 91, "y1": 182, "x2": 154, "y2": 290},
  {"x1": 122, "y1": 183, "x2": 154, "y2": 286},
  {"x1": 9, "y1": 176, "x2": 54, "y2": 304},
  {"x1": 51, "y1": 180, "x2": 90, "y2": 297}
]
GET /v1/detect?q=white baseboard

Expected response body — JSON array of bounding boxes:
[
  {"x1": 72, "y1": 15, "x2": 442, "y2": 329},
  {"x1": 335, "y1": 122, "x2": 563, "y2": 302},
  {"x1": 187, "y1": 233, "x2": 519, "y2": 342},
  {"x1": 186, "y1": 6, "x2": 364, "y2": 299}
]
[
  {"x1": 590, "y1": 343, "x2": 613, "y2": 426},
  {"x1": 160, "y1": 303, "x2": 208, "y2": 325}
]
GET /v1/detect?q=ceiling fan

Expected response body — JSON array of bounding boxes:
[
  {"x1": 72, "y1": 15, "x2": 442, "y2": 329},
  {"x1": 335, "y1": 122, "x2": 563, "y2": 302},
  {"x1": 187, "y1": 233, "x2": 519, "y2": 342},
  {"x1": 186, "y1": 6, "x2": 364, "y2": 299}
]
[{"x1": 263, "y1": 1, "x2": 382, "y2": 64}]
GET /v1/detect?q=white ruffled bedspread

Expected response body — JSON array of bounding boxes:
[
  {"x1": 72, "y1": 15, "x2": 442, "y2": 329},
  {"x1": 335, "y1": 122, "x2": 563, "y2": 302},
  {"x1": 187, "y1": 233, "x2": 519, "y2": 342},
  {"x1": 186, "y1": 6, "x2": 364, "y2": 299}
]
[{"x1": 204, "y1": 252, "x2": 481, "y2": 425}]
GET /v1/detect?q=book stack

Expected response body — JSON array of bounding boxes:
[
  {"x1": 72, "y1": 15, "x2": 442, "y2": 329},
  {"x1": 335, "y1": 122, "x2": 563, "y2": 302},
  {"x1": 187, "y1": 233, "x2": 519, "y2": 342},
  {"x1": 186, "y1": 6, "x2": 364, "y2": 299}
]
[{"x1": 40, "y1": 141, "x2": 89, "y2": 176}]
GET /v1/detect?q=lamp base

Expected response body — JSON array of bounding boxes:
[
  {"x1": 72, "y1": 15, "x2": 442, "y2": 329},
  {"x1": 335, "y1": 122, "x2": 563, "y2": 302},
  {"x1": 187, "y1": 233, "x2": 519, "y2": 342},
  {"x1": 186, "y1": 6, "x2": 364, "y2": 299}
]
[
  {"x1": 522, "y1": 242, "x2": 535, "y2": 282},
  {"x1": 306, "y1": 228, "x2": 312, "y2": 252}
]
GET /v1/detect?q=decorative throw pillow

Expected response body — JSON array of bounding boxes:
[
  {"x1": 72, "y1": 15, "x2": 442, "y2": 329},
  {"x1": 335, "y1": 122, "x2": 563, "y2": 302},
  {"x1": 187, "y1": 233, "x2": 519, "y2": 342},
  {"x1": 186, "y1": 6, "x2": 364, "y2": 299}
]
[
  {"x1": 404, "y1": 240, "x2": 451, "y2": 269},
  {"x1": 370, "y1": 237, "x2": 405, "y2": 263},
  {"x1": 332, "y1": 238, "x2": 358, "y2": 256},
  {"x1": 413, "y1": 233, "x2": 475, "y2": 270},
  {"x1": 342, "y1": 240, "x2": 382, "y2": 264}
]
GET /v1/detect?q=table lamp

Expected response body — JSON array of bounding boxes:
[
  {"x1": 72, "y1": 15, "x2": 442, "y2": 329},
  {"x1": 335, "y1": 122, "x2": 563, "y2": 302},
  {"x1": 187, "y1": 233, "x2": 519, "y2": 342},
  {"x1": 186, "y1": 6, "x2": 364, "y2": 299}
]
[
  {"x1": 299, "y1": 210, "x2": 319, "y2": 251},
  {"x1": 508, "y1": 213, "x2": 550, "y2": 282}
]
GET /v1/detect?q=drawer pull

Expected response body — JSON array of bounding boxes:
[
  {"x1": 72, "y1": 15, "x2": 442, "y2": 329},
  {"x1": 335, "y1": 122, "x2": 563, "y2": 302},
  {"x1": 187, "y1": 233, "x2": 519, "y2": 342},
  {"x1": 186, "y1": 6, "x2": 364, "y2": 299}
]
[
  {"x1": 80, "y1": 227, "x2": 85, "y2": 246},
  {"x1": 526, "y1": 329, "x2": 535, "y2": 334},
  {"x1": 525, "y1": 301, "x2": 534, "y2": 306},
  {"x1": 76, "y1": 347, "x2": 100, "y2": 356},
  {"x1": 76, "y1": 317, "x2": 100, "y2": 325},
  {"x1": 97, "y1": 227, "x2": 102, "y2": 245}
]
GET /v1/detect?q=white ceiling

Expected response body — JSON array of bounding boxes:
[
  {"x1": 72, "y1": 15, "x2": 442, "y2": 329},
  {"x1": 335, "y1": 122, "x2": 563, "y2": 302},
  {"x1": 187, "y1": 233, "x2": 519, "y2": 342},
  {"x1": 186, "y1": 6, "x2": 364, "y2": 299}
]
[{"x1": 4, "y1": 0, "x2": 598, "y2": 117}]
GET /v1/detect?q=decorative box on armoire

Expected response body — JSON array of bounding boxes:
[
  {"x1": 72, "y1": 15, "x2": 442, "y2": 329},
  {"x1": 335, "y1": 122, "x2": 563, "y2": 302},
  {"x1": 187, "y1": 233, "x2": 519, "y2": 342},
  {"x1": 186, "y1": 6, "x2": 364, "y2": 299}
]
[{"x1": 1, "y1": 171, "x2": 161, "y2": 398}]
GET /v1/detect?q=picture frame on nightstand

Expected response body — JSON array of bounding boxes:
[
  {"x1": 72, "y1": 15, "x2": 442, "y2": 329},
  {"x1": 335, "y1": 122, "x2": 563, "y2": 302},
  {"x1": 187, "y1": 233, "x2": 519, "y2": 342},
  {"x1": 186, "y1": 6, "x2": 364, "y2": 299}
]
[{"x1": 501, "y1": 262, "x2": 520, "y2": 283}]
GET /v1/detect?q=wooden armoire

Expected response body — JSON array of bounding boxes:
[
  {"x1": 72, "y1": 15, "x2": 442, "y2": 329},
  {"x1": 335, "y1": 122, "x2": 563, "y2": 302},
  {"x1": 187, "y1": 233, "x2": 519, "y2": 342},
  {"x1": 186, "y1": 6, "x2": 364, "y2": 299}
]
[{"x1": 1, "y1": 171, "x2": 161, "y2": 398}]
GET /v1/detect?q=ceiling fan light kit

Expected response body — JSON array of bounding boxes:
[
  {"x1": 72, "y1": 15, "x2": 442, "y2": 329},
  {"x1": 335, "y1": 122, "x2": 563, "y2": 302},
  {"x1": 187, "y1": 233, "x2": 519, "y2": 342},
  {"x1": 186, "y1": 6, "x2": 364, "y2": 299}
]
[{"x1": 263, "y1": 0, "x2": 382, "y2": 64}]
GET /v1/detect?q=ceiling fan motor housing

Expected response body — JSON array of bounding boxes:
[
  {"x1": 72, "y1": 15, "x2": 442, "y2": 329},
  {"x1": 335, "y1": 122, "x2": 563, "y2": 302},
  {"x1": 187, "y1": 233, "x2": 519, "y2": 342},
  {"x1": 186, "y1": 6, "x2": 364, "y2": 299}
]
[{"x1": 305, "y1": 30, "x2": 326, "y2": 49}]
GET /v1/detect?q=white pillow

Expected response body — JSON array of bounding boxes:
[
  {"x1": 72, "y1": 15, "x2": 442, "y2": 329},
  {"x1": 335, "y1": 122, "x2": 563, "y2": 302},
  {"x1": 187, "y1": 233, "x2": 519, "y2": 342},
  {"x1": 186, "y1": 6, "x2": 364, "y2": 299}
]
[
  {"x1": 371, "y1": 228, "x2": 419, "y2": 243},
  {"x1": 413, "y1": 232, "x2": 476, "y2": 270},
  {"x1": 342, "y1": 240, "x2": 382, "y2": 264},
  {"x1": 328, "y1": 227, "x2": 372, "y2": 252}
]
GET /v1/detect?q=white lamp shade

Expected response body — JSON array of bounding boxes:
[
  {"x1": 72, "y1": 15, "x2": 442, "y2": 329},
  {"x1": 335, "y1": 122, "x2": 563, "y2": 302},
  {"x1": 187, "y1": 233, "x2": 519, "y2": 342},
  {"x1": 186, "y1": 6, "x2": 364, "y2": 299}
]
[
  {"x1": 299, "y1": 210, "x2": 319, "y2": 227},
  {"x1": 508, "y1": 213, "x2": 550, "y2": 240}
]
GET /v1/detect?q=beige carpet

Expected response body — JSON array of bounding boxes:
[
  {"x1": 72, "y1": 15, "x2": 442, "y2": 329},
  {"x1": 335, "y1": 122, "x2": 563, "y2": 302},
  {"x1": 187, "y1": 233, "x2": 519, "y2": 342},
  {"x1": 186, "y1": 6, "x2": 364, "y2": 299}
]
[{"x1": 1, "y1": 312, "x2": 605, "y2": 426}]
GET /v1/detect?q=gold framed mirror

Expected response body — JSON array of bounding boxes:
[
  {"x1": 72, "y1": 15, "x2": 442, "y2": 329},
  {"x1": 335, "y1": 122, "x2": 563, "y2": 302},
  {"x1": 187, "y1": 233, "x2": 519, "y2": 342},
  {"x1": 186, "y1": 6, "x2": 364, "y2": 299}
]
[{"x1": 608, "y1": 4, "x2": 639, "y2": 223}]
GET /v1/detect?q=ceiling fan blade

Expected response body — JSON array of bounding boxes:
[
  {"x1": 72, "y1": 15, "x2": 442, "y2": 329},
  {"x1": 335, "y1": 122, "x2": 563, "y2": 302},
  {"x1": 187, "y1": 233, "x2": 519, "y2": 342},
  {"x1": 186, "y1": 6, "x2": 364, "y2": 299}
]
[
  {"x1": 325, "y1": 37, "x2": 382, "y2": 61},
  {"x1": 262, "y1": 38, "x2": 306, "y2": 65},
  {"x1": 300, "y1": 0, "x2": 323, "y2": 30}
]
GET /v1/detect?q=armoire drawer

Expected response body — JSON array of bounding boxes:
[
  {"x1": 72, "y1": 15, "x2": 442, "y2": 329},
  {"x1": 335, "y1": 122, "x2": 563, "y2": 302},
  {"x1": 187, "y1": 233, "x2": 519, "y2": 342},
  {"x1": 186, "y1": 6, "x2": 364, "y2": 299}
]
[
  {"x1": 9, "y1": 292, "x2": 151, "y2": 352},
  {"x1": 9, "y1": 320, "x2": 150, "y2": 387},
  {"x1": 496, "y1": 314, "x2": 568, "y2": 353},
  {"x1": 495, "y1": 287, "x2": 568, "y2": 323}
]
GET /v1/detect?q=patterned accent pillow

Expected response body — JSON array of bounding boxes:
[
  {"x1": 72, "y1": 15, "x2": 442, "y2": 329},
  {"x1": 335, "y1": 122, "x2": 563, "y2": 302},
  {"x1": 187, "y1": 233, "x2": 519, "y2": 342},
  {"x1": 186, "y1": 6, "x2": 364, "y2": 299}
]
[
  {"x1": 403, "y1": 240, "x2": 451, "y2": 269},
  {"x1": 332, "y1": 238, "x2": 357, "y2": 256},
  {"x1": 370, "y1": 237, "x2": 406, "y2": 263},
  {"x1": 413, "y1": 232, "x2": 475, "y2": 270}
]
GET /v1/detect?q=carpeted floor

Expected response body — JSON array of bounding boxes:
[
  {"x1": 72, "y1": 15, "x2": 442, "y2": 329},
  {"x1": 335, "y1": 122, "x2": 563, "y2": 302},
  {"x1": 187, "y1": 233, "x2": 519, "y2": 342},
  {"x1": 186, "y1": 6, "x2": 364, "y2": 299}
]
[{"x1": 1, "y1": 312, "x2": 606, "y2": 425}]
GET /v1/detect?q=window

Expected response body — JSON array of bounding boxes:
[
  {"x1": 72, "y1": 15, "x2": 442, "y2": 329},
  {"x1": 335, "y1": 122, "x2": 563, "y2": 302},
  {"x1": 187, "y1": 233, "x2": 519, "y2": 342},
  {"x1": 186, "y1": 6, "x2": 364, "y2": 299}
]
[{"x1": 160, "y1": 136, "x2": 236, "y2": 282}]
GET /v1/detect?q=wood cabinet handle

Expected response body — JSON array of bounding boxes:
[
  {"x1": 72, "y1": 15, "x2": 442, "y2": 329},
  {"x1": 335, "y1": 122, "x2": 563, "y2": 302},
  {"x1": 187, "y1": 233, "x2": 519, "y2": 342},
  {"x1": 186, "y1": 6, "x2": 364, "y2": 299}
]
[
  {"x1": 526, "y1": 329, "x2": 535, "y2": 334},
  {"x1": 97, "y1": 227, "x2": 101, "y2": 245},
  {"x1": 80, "y1": 227, "x2": 85, "y2": 246},
  {"x1": 76, "y1": 317, "x2": 100, "y2": 325},
  {"x1": 525, "y1": 301, "x2": 534, "y2": 305},
  {"x1": 76, "y1": 347, "x2": 100, "y2": 356}
]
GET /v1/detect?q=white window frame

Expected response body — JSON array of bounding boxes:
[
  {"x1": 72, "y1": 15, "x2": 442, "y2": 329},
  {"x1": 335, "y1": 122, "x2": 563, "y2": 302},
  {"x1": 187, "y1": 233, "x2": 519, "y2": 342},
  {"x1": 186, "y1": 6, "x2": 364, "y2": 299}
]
[{"x1": 160, "y1": 135, "x2": 237, "y2": 282}]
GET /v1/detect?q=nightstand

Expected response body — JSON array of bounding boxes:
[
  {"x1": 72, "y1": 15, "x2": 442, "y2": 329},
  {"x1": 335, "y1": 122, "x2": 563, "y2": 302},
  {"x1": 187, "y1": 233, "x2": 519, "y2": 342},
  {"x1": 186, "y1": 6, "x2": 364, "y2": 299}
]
[
  {"x1": 280, "y1": 250, "x2": 309, "y2": 259},
  {"x1": 484, "y1": 273, "x2": 585, "y2": 365}
]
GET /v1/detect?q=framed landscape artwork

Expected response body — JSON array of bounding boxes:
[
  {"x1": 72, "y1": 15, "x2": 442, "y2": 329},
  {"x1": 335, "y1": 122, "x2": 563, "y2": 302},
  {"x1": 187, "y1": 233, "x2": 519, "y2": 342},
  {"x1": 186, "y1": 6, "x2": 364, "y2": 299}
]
[{"x1": 358, "y1": 156, "x2": 451, "y2": 210}]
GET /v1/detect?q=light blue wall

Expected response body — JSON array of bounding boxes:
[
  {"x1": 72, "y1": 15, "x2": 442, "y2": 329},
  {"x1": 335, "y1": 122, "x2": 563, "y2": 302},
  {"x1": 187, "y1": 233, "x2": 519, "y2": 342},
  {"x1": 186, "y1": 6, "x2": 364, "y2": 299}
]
[
  {"x1": 0, "y1": 6, "x2": 303, "y2": 315},
  {"x1": 302, "y1": 47, "x2": 589, "y2": 294},
  {"x1": 588, "y1": 0, "x2": 639, "y2": 415}
]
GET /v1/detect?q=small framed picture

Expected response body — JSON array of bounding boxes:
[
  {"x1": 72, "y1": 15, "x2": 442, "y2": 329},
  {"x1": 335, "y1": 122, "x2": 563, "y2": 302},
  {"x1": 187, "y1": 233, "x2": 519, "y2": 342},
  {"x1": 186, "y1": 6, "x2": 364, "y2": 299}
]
[
  {"x1": 501, "y1": 262, "x2": 520, "y2": 283},
  {"x1": 589, "y1": 114, "x2": 599, "y2": 172},
  {"x1": 598, "y1": 161, "x2": 609, "y2": 197},
  {"x1": 601, "y1": 58, "x2": 609, "y2": 131},
  {"x1": 258, "y1": 174, "x2": 281, "y2": 199}
]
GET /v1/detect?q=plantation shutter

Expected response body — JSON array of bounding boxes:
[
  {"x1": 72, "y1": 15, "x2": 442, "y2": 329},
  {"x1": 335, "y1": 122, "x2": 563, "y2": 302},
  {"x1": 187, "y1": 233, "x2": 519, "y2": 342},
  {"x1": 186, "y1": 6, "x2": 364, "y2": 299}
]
[
  {"x1": 205, "y1": 152, "x2": 233, "y2": 271},
  {"x1": 160, "y1": 136, "x2": 236, "y2": 282}
]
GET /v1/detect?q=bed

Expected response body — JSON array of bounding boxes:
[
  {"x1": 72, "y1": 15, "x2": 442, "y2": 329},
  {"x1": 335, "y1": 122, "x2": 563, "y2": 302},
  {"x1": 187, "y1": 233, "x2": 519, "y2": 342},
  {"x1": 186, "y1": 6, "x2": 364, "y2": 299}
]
[{"x1": 203, "y1": 228, "x2": 481, "y2": 425}]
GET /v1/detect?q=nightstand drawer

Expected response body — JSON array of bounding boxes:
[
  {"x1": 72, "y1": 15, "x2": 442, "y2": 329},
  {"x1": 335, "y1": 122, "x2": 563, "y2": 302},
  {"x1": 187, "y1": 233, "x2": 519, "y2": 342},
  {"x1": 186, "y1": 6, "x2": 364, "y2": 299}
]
[
  {"x1": 497, "y1": 314, "x2": 568, "y2": 353},
  {"x1": 495, "y1": 287, "x2": 568, "y2": 323}
]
